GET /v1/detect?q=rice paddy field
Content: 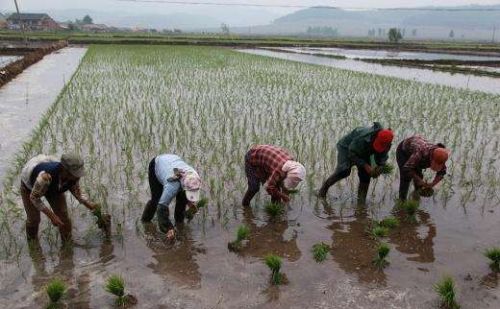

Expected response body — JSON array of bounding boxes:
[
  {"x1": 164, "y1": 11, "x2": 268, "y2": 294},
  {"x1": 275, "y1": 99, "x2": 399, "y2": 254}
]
[{"x1": 1, "y1": 45, "x2": 500, "y2": 308}]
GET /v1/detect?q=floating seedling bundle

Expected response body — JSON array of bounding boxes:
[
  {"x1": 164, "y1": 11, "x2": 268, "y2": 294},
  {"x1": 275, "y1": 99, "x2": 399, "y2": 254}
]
[
  {"x1": 45, "y1": 278, "x2": 66, "y2": 309},
  {"x1": 264, "y1": 254, "x2": 284, "y2": 285},
  {"x1": 311, "y1": 242, "x2": 330, "y2": 262},
  {"x1": 373, "y1": 242, "x2": 390, "y2": 269},
  {"x1": 434, "y1": 276, "x2": 460, "y2": 309}
]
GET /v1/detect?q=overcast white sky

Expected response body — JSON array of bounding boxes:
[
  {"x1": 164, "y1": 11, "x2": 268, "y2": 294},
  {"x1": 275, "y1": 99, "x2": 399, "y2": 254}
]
[{"x1": 2, "y1": 0, "x2": 500, "y2": 14}]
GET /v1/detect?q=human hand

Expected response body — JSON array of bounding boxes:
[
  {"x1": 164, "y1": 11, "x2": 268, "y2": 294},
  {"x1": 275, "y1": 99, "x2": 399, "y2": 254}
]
[
  {"x1": 50, "y1": 214, "x2": 65, "y2": 227},
  {"x1": 281, "y1": 194, "x2": 290, "y2": 204},
  {"x1": 166, "y1": 229, "x2": 176, "y2": 241}
]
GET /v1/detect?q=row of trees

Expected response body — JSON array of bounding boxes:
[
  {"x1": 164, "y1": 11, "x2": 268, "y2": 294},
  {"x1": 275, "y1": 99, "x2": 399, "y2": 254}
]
[{"x1": 306, "y1": 26, "x2": 339, "y2": 37}]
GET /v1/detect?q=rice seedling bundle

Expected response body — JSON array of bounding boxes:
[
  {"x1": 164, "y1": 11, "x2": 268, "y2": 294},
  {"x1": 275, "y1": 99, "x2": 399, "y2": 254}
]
[
  {"x1": 434, "y1": 276, "x2": 460, "y2": 309},
  {"x1": 311, "y1": 242, "x2": 330, "y2": 262}
]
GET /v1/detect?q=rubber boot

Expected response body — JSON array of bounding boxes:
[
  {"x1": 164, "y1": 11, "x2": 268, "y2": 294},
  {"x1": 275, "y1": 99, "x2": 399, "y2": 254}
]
[
  {"x1": 357, "y1": 182, "x2": 370, "y2": 205},
  {"x1": 141, "y1": 200, "x2": 157, "y2": 222}
]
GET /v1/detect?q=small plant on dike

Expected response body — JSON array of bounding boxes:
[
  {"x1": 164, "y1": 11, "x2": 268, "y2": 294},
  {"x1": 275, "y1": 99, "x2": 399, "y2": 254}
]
[
  {"x1": 398, "y1": 200, "x2": 419, "y2": 222},
  {"x1": 434, "y1": 276, "x2": 460, "y2": 309},
  {"x1": 484, "y1": 247, "x2": 500, "y2": 271},
  {"x1": 372, "y1": 226, "x2": 390, "y2": 238},
  {"x1": 265, "y1": 202, "x2": 284, "y2": 219},
  {"x1": 264, "y1": 254, "x2": 283, "y2": 285},
  {"x1": 104, "y1": 274, "x2": 137, "y2": 306},
  {"x1": 312, "y1": 242, "x2": 330, "y2": 262},
  {"x1": 46, "y1": 278, "x2": 66, "y2": 308},
  {"x1": 373, "y1": 243, "x2": 390, "y2": 269},
  {"x1": 379, "y1": 216, "x2": 399, "y2": 229},
  {"x1": 228, "y1": 225, "x2": 250, "y2": 252}
]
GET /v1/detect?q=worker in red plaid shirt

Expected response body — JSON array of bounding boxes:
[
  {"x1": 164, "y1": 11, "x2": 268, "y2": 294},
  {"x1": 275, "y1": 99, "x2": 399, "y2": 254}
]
[{"x1": 242, "y1": 144, "x2": 306, "y2": 207}]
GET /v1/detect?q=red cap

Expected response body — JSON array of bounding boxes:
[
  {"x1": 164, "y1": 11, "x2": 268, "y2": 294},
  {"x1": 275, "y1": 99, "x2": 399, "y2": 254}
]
[
  {"x1": 373, "y1": 129, "x2": 394, "y2": 153},
  {"x1": 430, "y1": 148, "x2": 449, "y2": 172}
]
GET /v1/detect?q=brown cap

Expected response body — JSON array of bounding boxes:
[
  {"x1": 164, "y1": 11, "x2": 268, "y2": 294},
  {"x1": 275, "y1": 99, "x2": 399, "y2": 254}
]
[
  {"x1": 61, "y1": 153, "x2": 85, "y2": 178},
  {"x1": 430, "y1": 148, "x2": 449, "y2": 172}
]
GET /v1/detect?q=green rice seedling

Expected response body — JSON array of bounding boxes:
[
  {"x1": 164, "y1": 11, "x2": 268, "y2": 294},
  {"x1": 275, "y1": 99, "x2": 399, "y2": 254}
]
[
  {"x1": 398, "y1": 200, "x2": 419, "y2": 222},
  {"x1": 265, "y1": 202, "x2": 284, "y2": 219},
  {"x1": 418, "y1": 187, "x2": 435, "y2": 197},
  {"x1": 45, "y1": 278, "x2": 66, "y2": 308},
  {"x1": 379, "y1": 164, "x2": 394, "y2": 175},
  {"x1": 264, "y1": 254, "x2": 283, "y2": 285},
  {"x1": 197, "y1": 197, "x2": 208, "y2": 209},
  {"x1": 311, "y1": 242, "x2": 330, "y2": 262},
  {"x1": 372, "y1": 226, "x2": 390, "y2": 238},
  {"x1": 379, "y1": 216, "x2": 399, "y2": 229},
  {"x1": 93, "y1": 205, "x2": 111, "y2": 237},
  {"x1": 228, "y1": 225, "x2": 250, "y2": 252},
  {"x1": 287, "y1": 189, "x2": 299, "y2": 195},
  {"x1": 105, "y1": 275, "x2": 126, "y2": 306},
  {"x1": 434, "y1": 276, "x2": 460, "y2": 309},
  {"x1": 373, "y1": 242, "x2": 390, "y2": 269},
  {"x1": 484, "y1": 247, "x2": 500, "y2": 271}
]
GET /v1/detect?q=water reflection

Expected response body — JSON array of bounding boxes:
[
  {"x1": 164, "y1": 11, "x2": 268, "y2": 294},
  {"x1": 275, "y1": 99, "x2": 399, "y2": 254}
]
[
  {"x1": 389, "y1": 209, "x2": 436, "y2": 264},
  {"x1": 239, "y1": 207, "x2": 301, "y2": 261},
  {"x1": 328, "y1": 207, "x2": 387, "y2": 285},
  {"x1": 28, "y1": 239, "x2": 113, "y2": 308},
  {"x1": 143, "y1": 223, "x2": 203, "y2": 288}
]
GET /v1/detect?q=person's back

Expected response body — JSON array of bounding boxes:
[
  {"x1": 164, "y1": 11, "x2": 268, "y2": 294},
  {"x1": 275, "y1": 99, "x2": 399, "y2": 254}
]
[{"x1": 154, "y1": 154, "x2": 196, "y2": 185}]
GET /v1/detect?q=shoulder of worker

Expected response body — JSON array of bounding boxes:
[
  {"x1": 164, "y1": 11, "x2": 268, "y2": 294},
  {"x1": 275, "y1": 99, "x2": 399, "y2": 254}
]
[{"x1": 34, "y1": 171, "x2": 52, "y2": 186}]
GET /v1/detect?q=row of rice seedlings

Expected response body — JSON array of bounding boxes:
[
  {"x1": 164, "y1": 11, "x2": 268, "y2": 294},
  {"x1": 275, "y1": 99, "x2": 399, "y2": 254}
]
[
  {"x1": 1, "y1": 45, "x2": 499, "y2": 259},
  {"x1": 44, "y1": 275, "x2": 137, "y2": 308}
]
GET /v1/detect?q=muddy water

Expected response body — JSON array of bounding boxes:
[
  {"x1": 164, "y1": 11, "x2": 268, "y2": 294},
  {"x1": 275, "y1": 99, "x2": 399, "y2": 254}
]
[
  {"x1": 0, "y1": 47, "x2": 87, "y2": 182},
  {"x1": 271, "y1": 47, "x2": 500, "y2": 61},
  {"x1": 2, "y1": 182, "x2": 499, "y2": 308},
  {"x1": 238, "y1": 49, "x2": 500, "y2": 95}
]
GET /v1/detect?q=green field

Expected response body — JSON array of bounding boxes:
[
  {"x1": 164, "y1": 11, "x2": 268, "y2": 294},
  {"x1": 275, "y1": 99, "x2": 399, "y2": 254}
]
[{"x1": 1, "y1": 45, "x2": 500, "y2": 308}]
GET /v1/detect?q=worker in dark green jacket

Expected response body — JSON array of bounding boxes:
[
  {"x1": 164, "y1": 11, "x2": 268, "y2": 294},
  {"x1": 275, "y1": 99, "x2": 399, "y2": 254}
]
[{"x1": 318, "y1": 122, "x2": 394, "y2": 203}]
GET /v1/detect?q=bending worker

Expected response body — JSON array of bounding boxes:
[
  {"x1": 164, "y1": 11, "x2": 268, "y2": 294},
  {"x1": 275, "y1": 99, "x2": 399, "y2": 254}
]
[
  {"x1": 141, "y1": 154, "x2": 202, "y2": 240},
  {"x1": 397, "y1": 135, "x2": 450, "y2": 201},
  {"x1": 242, "y1": 144, "x2": 306, "y2": 207},
  {"x1": 20, "y1": 153, "x2": 99, "y2": 242},
  {"x1": 318, "y1": 122, "x2": 394, "y2": 203}
]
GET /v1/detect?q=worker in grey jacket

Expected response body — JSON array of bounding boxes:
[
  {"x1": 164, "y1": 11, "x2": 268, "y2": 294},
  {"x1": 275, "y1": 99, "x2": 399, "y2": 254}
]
[{"x1": 141, "y1": 154, "x2": 202, "y2": 240}]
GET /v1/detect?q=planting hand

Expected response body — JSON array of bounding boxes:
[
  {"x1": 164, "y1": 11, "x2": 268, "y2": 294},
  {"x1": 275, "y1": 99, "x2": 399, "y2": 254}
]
[
  {"x1": 371, "y1": 166, "x2": 382, "y2": 178},
  {"x1": 166, "y1": 228, "x2": 176, "y2": 241},
  {"x1": 48, "y1": 213, "x2": 64, "y2": 228},
  {"x1": 85, "y1": 201, "x2": 98, "y2": 211},
  {"x1": 280, "y1": 193, "x2": 290, "y2": 204}
]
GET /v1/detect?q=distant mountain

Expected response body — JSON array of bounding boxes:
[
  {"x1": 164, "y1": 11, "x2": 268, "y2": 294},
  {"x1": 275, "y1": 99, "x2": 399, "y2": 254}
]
[
  {"x1": 274, "y1": 5, "x2": 500, "y2": 29},
  {"x1": 46, "y1": 8, "x2": 279, "y2": 30},
  {"x1": 236, "y1": 5, "x2": 500, "y2": 40}
]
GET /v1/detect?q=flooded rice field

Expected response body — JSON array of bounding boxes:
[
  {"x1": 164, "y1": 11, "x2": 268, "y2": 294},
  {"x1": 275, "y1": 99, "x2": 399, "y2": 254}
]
[
  {"x1": 1, "y1": 45, "x2": 500, "y2": 308},
  {"x1": 268, "y1": 47, "x2": 500, "y2": 62},
  {"x1": 0, "y1": 47, "x2": 87, "y2": 182},
  {"x1": 239, "y1": 49, "x2": 500, "y2": 95},
  {"x1": 0, "y1": 55, "x2": 22, "y2": 68}
]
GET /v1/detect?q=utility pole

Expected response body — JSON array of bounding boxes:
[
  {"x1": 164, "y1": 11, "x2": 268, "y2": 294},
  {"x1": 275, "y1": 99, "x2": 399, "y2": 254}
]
[
  {"x1": 493, "y1": 25, "x2": 496, "y2": 43},
  {"x1": 13, "y1": 0, "x2": 28, "y2": 45}
]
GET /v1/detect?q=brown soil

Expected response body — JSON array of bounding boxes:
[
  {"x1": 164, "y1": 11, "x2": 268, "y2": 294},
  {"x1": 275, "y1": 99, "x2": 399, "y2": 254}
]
[{"x1": 0, "y1": 40, "x2": 68, "y2": 88}]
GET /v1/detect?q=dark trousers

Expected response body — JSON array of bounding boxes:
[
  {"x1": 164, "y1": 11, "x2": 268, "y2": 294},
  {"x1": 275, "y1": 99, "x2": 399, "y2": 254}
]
[
  {"x1": 319, "y1": 150, "x2": 371, "y2": 198},
  {"x1": 141, "y1": 158, "x2": 188, "y2": 232},
  {"x1": 21, "y1": 183, "x2": 72, "y2": 242},
  {"x1": 396, "y1": 142, "x2": 423, "y2": 200}
]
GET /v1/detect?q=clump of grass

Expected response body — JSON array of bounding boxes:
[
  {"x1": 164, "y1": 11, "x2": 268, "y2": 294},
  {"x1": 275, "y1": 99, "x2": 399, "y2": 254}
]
[
  {"x1": 372, "y1": 226, "x2": 390, "y2": 238},
  {"x1": 265, "y1": 202, "x2": 284, "y2": 219},
  {"x1": 418, "y1": 187, "x2": 434, "y2": 197},
  {"x1": 93, "y1": 205, "x2": 111, "y2": 237},
  {"x1": 197, "y1": 197, "x2": 208, "y2": 209},
  {"x1": 434, "y1": 276, "x2": 460, "y2": 309},
  {"x1": 380, "y1": 164, "x2": 394, "y2": 175},
  {"x1": 228, "y1": 225, "x2": 250, "y2": 252},
  {"x1": 105, "y1": 275, "x2": 127, "y2": 306},
  {"x1": 484, "y1": 247, "x2": 500, "y2": 271},
  {"x1": 46, "y1": 278, "x2": 66, "y2": 308},
  {"x1": 398, "y1": 200, "x2": 419, "y2": 222},
  {"x1": 264, "y1": 254, "x2": 283, "y2": 285},
  {"x1": 186, "y1": 197, "x2": 209, "y2": 220},
  {"x1": 379, "y1": 216, "x2": 399, "y2": 229},
  {"x1": 312, "y1": 242, "x2": 330, "y2": 262},
  {"x1": 373, "y1": 243, "x2": 390, "y2": 269}
]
